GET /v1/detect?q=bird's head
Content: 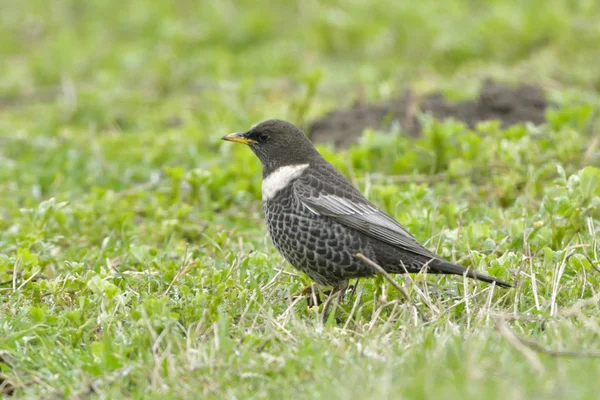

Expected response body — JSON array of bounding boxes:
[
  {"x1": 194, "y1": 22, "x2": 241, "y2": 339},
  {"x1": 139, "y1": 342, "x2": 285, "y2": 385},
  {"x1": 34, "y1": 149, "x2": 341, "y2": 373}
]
[{"x1": 222, "y1": 119, "x2": 320, "y2": 175}]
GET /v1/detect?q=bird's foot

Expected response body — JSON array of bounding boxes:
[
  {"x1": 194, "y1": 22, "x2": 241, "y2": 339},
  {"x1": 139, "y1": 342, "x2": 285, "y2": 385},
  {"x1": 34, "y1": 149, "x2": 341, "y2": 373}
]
[{"x1": 293, "y1": 284, "x2": 331, "y2": 307}]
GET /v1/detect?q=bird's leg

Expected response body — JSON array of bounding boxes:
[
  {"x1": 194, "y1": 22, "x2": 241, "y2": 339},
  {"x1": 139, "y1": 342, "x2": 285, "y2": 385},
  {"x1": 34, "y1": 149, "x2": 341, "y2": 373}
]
[
  {"x1": 336, "y1": 283, "x2": 348, "y2": 303},
  {"x1": 306, "y1": 284, "x2": 321, "y2": 308},
  {"x1": 347, "y1": 280, "x2": 359, "y2": 301},
  {"x1": 306, "y1": 284, "x2": 325, "y2": 307},
  {"x1": 320, "y1": 281, "x2": 349, "y2": 323},
  {"x1": 320, "y1": 292, "x2": 337, "y2": 323}
]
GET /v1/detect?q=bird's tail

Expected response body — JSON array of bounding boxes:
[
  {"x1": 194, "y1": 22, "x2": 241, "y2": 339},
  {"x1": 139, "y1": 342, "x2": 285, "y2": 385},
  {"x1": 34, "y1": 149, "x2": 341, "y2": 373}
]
[{"x1": 431, "y1": 260, "x2": 513, "y2": 288}]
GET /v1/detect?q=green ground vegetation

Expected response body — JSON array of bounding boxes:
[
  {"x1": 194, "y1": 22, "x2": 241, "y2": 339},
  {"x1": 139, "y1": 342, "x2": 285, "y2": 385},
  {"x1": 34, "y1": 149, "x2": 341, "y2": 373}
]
[{"x1": 1, "y1": 0, "x2": 600, "y2": 398}]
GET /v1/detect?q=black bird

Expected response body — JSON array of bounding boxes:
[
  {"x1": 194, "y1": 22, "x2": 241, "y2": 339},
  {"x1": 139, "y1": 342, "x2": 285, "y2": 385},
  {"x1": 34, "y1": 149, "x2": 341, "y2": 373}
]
[{"x1": 222, "y1": 120, "x2": 512, "y2": 302}]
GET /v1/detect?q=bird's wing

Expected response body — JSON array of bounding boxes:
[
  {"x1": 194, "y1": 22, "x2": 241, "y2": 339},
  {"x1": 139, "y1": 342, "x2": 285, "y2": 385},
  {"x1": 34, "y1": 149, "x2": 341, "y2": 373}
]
[{"x1": 293, "y1": 169, "x2": 439, "y2": 260}]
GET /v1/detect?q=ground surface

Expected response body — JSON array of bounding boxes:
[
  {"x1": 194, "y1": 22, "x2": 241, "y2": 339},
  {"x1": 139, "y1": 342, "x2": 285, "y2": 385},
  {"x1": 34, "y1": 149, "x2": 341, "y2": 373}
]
[
  {"x1": 1, "y1": 0, "x2": 600, "y2": 399},
  {"x1": 309, "y1": 80, "x2": 548, "y2": 147}
]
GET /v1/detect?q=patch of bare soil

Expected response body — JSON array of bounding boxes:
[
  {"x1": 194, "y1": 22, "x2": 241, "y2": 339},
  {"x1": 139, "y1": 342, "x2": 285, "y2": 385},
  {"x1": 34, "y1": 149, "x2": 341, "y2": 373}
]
[{"x1": 308, "y1": 79, "x2": 548, "y2": 148}]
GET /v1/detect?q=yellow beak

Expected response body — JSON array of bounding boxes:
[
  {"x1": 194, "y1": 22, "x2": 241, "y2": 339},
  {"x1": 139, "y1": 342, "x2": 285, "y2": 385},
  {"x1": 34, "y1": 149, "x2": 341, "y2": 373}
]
[{"x1": 221, "y1": 132, "x2": 256, "y2": 145}]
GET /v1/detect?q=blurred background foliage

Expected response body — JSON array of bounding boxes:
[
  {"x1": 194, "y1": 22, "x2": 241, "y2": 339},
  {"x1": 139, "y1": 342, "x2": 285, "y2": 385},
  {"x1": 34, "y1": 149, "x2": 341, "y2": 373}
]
[{"x1": 1, "y1": 0, "x2": 600, "y2": 398}]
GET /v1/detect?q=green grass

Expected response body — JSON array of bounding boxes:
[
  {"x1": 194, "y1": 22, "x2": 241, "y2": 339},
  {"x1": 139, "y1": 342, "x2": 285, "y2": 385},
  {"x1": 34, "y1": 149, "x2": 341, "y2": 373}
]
[{"x1": 1, "y1": 0, "x2": 600, "y2": 398}]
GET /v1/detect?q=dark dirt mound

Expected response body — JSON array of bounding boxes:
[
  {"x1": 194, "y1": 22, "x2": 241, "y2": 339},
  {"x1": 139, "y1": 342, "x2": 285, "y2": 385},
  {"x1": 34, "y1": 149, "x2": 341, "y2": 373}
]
[{"x1": 308, "y1": 80, "x2": 548, "y2": 148}]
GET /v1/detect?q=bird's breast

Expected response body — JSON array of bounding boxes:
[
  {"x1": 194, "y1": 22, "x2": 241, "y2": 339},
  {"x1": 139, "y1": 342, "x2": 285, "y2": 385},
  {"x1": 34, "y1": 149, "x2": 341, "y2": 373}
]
[{"x1": 261, "y1": 163, "x2": 309, "y2": 201}]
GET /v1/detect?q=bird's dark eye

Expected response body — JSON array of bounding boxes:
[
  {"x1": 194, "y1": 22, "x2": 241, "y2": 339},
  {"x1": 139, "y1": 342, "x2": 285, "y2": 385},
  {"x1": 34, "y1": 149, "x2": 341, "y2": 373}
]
[{"x1": 258, "y1": 132, "x2": 269, "y2": 142}]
